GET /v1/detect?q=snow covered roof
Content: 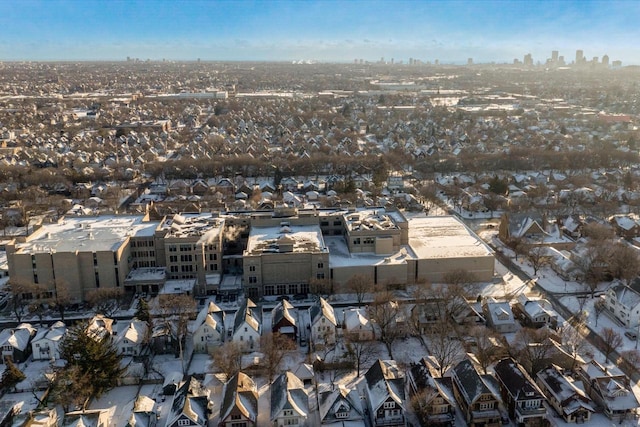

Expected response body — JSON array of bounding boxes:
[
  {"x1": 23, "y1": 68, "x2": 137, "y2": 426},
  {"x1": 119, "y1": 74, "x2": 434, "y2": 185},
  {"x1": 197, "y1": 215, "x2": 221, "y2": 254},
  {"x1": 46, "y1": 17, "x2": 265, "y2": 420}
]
[
  {"x1": 318, "y1": 385, "x2": 363, "y2": 423},
  {"x1": 408, "y1": 216, "x2": 492, "y2": 259},
  {"x1": 219, "y1": 372, "x2": 258, "y2": 423},
  {"x1": 343, "y1": 308, "x2": 370, "y2": 331},
  {"x1": 270, "y1": 371, "x2": 308, "y2": 421},
  {"x1": 452, "y1": 359, "x2": 493, "y2": 405},
  {"x1": 233, "y1": 298, "x2": 261, "y2": 335},
  {"x1": 245, "y1": 224, "x2": 326, "y2": 255},
  {"x1": 14, "y1": 216, "x2": 159, "y2": 254},
  {"x1": 0, "y1": 324, "x2": 34, "y2": 351},
  {"x1": 309, "y1": 297, "x2": 337, "y2": 327},
  {"x1": 364, "y1": 360, "x2": 405, "y2": 413},
  {"x1": 607, "y1": 283, "x2": 640, "y2": 310},
  {"x1": 536, "y1": 365, "x2": 594, "y2": 415}
]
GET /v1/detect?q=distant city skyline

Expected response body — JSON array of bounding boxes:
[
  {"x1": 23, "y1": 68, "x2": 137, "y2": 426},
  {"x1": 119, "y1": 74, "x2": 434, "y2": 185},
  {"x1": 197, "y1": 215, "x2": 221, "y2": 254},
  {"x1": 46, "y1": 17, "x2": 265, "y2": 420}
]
[{"x1": 1, "y1": 0, "x2": 639, "y2": 64}]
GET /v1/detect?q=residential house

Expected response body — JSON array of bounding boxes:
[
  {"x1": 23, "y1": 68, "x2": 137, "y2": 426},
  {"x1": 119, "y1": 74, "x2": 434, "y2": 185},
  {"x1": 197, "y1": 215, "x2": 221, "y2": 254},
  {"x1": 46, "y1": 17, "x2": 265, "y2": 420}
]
[
  {"x1": 218, "y1": 372, "x2": 258, "y2": 427},
  {"x1": 482, "y1": 300, "x2": 517, "y2": 333},
  {"x1": 604, "y1": 282, "x2": 640, "y2": 328},
  {"x1": 62, "y1": 410, "x2": 110, "y2": 427},
  {"x1": 410, "y1": 300, "x2": 445, "y2": 334},
  {"x1": 165, "y1": 377, "x2": 210, "y2": 427},
  {"x1": 20, "y1": 409, "x2": 58, "y2": 427},
  {"x1": 577, "y1": 360, "x2": 640, "y2": 421},
  {"x1": 31, "y1": 321, "x2": 66, "y2": 361},
  {"x1": 360, "y1": 359, "x2": 406, "y2": 427},
  {"x1": 117, "y1": 319, "x2": 149, "y2": 357},
  {"x1": 494, "y1": 358, "x2": 547, "y2": 427},
  {"x1": 318, "y1": 385, "x2": 364, "y2": 426},
  {"x1": 271, "y1": 300, "x2": 297, "y2": 341},
  {"x1": 87, "y1": 314, "x2": 114, "y2": 341},
  {"x1": 514, "y1": 295, "x2": 558, "y2": 329},
  {"x1": 293, "y1": 363, "x2": 314, "y2": 386},
  {"x1": 270, "y1": 372, "x2": 309, "y2": 427},
  {"x1": 126, "y1": 395, "x2": 158, "y2": 427},
  {"x1": 407, "y1": 357, "x2": 455, "y2": 426},
  {"x1": 451, "y1": 359, "x2": 502, "y2": 427},
  {"x1": 232, "y1": 299, "x2": 261, "y2": 352},
  {"x1": 0, "y1": 323, "x2": 36, "y2": 363},
  {"x1": 536, "y1": 365, "x2": 595, "y2": 423},
  {"x1": 609, "y1": 214, "x2": 640, "y2": 240},
  {"x1": 192, "y1": 302, "x2": 225, "y2": 353},
  {"x1": 309, "y1": 297, "x2": 337, "y2": 349},
  {"x1": 343, "y1": 308, "x2": 374, "y2": 341}
]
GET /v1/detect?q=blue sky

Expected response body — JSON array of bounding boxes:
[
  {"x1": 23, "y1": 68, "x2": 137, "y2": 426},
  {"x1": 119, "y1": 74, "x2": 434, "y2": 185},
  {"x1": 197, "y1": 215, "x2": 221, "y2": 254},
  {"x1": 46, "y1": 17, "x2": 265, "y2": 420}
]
[{"x1": 1, "y1": 0, "x2": 639, "y2": 64}]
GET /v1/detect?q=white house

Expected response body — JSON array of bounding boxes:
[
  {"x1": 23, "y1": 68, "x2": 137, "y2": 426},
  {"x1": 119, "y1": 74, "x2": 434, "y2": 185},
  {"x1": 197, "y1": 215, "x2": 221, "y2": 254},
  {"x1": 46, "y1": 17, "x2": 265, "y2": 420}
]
[
  {"x1": 604, "y1": 282, "x2": 640, "y2": 328},
  {"x1": 117, "y1": 319, "x2": 149, "y2": 357},
  {"x1": 31, "y1": 321, "x2": 66, "y2": 361},
  {"x1": 192, "y1": 301, "x2": 225, "y2": 353},
  {"x1": 318, "y1": 385, "x2": 364, "y2": 426},
  {"x1": 270, "y1": 372, "x2": 309, "y2": 427},
  {"x1": 232, "y1": 298, "x2": 261, "y2": 352},
  {"x1": 343, "y1": 308, "x2": 374, "y2": 341},
  {"x1": 482, "y1": 300, "x2": 517, "y2": 333},
  {"x1": 309, "y1": 297, "x2": 337, "y2": 348}
]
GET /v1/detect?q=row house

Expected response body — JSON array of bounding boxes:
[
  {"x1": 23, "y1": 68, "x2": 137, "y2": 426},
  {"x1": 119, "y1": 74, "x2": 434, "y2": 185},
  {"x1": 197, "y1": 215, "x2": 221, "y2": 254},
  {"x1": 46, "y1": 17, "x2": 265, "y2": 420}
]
[
  {"x1": 232, "y1": 298, "x2": 261, "y2": 352},
  {"x1": 536, "y1": 365, "x2": 595, "y2": 423},
  {"x1": 494, "y1": 358, "x2": 547, "y2": 427},
  {"x1": 271, "y1": 299, "x2": 297, "y2": 341},
  {"x1": 218, "y1": 372, "x2": 258, "y2": 427},
  {"x1": 360, "y1": 359, "x2": 407, "y2": 427},
  {"x1": 407, "y1": 357, "x2": 455, "y2": 426},
  {"x1": 0, "y1": 323, "x2": 36, "y2": 363},
  {"x1": 31, "y1": 321, "x2": 66, "y2": 361},
  {"x1": 270, "y1": 372, "x2": 309, "y2": 427},
  {"x1": 451, "y1": 359, "x2": 502, "y2": 427},
  {"x1": 192, "y1": 301, "x2": 226, "y2": 354},
  {"x1": 165, "y1": 377, "x2": 210, "y2": 427},
  {"x1": 577, "y1": 360, "x2": 640, "y2": 421},
  {"x1": 318, "y1": 385, "x2": 364, "y2": 425},
  {"x1": 604, "y1": 282, "x2": 640, "y2": 328},
  {"x1": 309, "y1": 297, "x2": 338, "y2": 349}
]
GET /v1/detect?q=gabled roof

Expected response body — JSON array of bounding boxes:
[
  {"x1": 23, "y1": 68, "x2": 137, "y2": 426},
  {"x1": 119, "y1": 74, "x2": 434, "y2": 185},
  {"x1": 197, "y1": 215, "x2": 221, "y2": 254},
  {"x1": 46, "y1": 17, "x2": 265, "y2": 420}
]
[
  {"x1": 452, "y1": 359, "x2": 493, "y2": 405},
  {"x1": 272, "y1": 300, "x2": 296, "y2": 328},
  {"x1": 494, "y1": 358, "x2": 545, "y2": 401},
  {"x1": 166, "y1": 377, "x2": 208, "y2": 427},
  {"x1": 233, "y1": 298, "x2": 260, "y2": 335},
  {"x1": 219, "y1": 372, "x2": 258, "y2": 423},
  {"x1": 364, "y1": 360, "x2": 405, "y2": 412},
  {"x1": 309, "y1": 297, "x2": 337, "y2": 326},
  {"x1": 318, "y1": 385, "x2": 364, "y2": 422},
  {"x1": 270, "y1": 372, "x2": 308, "y2": 421},
  {"x1": 608, "y1": 283, "x2": 640, "y2": 310}
]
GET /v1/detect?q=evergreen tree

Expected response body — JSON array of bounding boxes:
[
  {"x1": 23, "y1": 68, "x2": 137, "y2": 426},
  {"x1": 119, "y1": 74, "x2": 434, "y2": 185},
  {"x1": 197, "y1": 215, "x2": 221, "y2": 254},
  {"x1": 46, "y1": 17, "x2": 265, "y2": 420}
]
[
  {"x1": 135, "y1": 298, "x2": 151, "y2": 324},
  {"x1": 57, "y1": 321, "x2": 125, "y2": 403},
  {"x1": 0, "y1": 358, "x2": 25, "y2": 391}
]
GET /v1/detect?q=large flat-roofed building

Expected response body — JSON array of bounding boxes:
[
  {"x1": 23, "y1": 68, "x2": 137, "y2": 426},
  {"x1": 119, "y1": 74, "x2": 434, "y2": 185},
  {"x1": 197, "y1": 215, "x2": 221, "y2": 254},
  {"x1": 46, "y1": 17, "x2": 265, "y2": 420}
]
[
  {"x1": 158, "y1": 213, "x2": 224, "y2": 296},
  {"x1": 6, "y1": 208, "x2": 494, "y2": 301},
  {"x1": 328, "y1": 214, "x2": 494, "y2": 289},
  {"x1": 7, "y1": 215, "x2": 159, "y2": 302},
  {"x1": 407, "y1": 216, "x2": 495, "y2": 283},
  {"x1": 243, "y1": 220, "x2": 329, "y2": 299}
]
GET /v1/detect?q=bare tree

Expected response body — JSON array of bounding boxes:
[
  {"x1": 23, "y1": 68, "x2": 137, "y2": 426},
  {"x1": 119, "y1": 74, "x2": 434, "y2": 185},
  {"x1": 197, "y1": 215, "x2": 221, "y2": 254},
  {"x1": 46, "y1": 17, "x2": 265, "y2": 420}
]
[
  {"x1": 157, "y1": 294, "x2": 197, "y2": 373},
  {"x1": 344, "y1": 332, "x2": 379, "y2": 377},
  {"x1": 594, "y1": 299, "x2": 606, "y2": 327},
  {"x1": 309, "y1": 277, "x2": 331, "y2": 299},
  {"x1": 261, "y1": 332, "x2": 296, "y2": 383},
  {"x1": 7, "y1": 279, "x2": 44, "y2": 322},
  {"x1": 601, "y1": 327, "x2": 623, "y2": 363},
  {"x1": 511, "y1": 327, "x2": 555, "y2": 376},
  {"x1": 425, "y1": 319, "x2": 463, "y2": 377},
  {"x1": 211, "y1": 341, "x2": 243, "y2": 381},
  {"x1": 85, "y1": 288, "x2": 124, "y2": 317},
  {"x1": 608, "y1": 242, "x2": 640, "y2": 285},
  {"x1": 346, "y1": 274, "x2": 372, "y2": 307},
  {"x1": 50, "y1": 279, "x2": 72, "y2": 321},
  {"x1": 559, "y1": 325, "x2": 589, "y2": 369},
  {"x1": 467, "y1": 325, "x2": 504, "y2": 374},
  {"x1": 368, "y1": 291, "x2": 402, "y2": 358},
  {"x1": 527, "y1": 244, "x2": 548, "y2": 276}
]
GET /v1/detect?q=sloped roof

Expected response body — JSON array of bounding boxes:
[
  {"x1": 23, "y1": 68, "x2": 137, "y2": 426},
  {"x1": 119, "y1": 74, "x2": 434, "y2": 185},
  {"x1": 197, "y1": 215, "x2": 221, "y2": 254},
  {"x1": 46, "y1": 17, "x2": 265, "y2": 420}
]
[
  {"x1": 452, "y1": 359, "x2": 492, "y2": 405},
  {"x1": 309, "y1": 297, "x2": 337, "y2": 326},
  {"x1": 233, "y1": 298, "x2": 260, "y2": 335},
  {"x1": 364, "y1": 359, "x2": 405, "y2": 412},
  {"x1": 494, "y1": 358, "x2": 545, "y2": 401},
  {"x1": 318, "y1": 385, "x2": 363, "y2": 423},
  {"x1": 219, "y1": 372, "x2": 258, "y2": 423},
  {"x1": 270, "y1": 371, "x2": 308, "y2": 421},
  {"x1": 272, "y1": 300, "x2": 296, "y2": 329}
]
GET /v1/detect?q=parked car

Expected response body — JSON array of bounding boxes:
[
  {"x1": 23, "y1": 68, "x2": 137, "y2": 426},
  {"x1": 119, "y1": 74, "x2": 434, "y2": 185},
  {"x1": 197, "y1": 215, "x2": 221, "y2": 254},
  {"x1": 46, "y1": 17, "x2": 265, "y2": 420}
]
[{"x1": 624, "y1": 330, "x2": 638, "y2": 340}]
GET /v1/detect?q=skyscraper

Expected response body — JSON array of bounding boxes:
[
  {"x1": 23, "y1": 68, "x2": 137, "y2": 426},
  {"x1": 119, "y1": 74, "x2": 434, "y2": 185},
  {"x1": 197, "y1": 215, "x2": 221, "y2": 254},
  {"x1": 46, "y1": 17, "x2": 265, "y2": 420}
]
[
  {"x1": 575, "y1": 49, "x2": 584, "y2": 64},
  {"x1": 602, "y1": 54, "x2": 610, "y2": 66},
  {"x1": 551, "y1": 50, "x2": 559, "y2": 63}
]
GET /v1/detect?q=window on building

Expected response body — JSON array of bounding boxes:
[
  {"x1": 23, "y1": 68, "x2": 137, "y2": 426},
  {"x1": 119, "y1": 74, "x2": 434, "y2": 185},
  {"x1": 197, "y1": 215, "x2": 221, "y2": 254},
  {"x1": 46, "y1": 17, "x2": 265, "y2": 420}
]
[
  {"x1": 316, "y1": 273, "x2": 325, "y2": 279},
  {"x1": 177, "y1": 420, "x2": 190, "y2": 426},
  {"x1": 169, "y1": 245, "x2": 177, "y2": 252},
  {"x1": 249, "y1": 276, "x2": 257, "y2": 284},
  {"x1": 383, "y1": 402, "x2": 395, "y2": 409},
  {"x1": 265, "y1": 286, "x2": 275, "y2": 296},
  {"x1": 170, "y1": 255, "x2": 178, "y2": 263},
  {"x1": 276, "y1": 284, "x2": 286, "y2": 294},
  {"x1": 317, "y1": 262, "x2": 324, "y2": 269},
  {"x1": 300, "y1": 283, "x2": 309, "y2": 294},
  {"x1": 288, "y1": 284, "x2": 298, "y2": 294},
  {"x1": 249, "y1": 265, "x2": 256, "y2": 272}
]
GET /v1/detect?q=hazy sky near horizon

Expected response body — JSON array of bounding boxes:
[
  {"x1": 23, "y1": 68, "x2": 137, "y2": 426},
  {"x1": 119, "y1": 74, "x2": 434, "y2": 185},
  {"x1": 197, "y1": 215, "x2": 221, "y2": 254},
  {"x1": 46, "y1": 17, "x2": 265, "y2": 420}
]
[{"x1": 2, "y1": 0, "x2": 639, "y2": 64}]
